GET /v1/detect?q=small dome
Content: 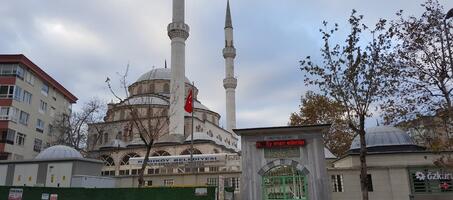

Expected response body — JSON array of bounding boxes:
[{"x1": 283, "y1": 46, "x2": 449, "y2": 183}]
[
  {"x1": 136, "y1": 68, "x2": 190, "y2": 83},
  {"x1": 350, "y1": 126, "x2": 424, "y2": 153},
  {"x1": 35, "y1": 145, "x2": 83, "y2": 160}
]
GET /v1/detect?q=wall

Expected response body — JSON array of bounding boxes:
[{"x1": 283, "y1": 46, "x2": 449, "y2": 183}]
[
  {"x1": 71, "y1": 175, "x2": 116, "y2": 188},
  {"x1": 45, "y1": 162, "x2": 72, "y2": 187},
  {"x1": 0, "y1": 165, "x2": 7, "y2": 185},
  {"x1": 0, "y1": 186, "x2": 216, "y2": 200},
  {"x1": 12, "y1": 164, "x2": 38, "y2": 186}
]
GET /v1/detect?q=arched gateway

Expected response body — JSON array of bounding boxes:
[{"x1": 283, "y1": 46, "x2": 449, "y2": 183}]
[{"x1": 234, "y1": 125, "x2": 331, "y2": 200}]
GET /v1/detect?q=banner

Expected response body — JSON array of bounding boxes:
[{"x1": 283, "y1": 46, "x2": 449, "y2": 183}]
[{"x1": 130, "y1": 153, "x2": 227, "y2": 166}]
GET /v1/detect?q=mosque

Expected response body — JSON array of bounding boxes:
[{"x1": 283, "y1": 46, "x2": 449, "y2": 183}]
[{"x1": 84, "y1": 0, "x2": 241, "y2": 194}]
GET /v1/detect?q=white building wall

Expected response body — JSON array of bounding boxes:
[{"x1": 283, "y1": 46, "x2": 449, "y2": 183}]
[
  {"x1": 45, "y1": 162, "x2": 72, "y2": 187},
  {"x1": 12, "y1": 164, "x2": 38, "y2": 186},
  {"x1": 71, "y1": 175, "x2": 115, "y2": 188},
  {"x1": 0, "y1": 165, "x2": 7, "y2": 185}
]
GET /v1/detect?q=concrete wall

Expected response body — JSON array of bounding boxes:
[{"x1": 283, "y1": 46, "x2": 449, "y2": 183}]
[
  {"x1": 0, "y1": 165, "x2": 7, "y2": 185},
  {"x1": 45, "y1": 162, "x2": 72, "y2": 187},
  {"x1": 12, "y1": 163, "x2": 38, "y2": 186},
  {"x1": 71, "y1": 175, "x2": 115, "y2": 188}
]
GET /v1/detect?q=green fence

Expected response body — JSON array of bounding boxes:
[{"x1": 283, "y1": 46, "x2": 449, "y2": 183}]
[{"x1": 0, "y1": 186, "x2": 216, "y2": 200}]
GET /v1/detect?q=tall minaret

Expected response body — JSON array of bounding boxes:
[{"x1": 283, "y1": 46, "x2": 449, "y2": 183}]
[
  {"x1": 223, "y1": 0, "x2": 237, "y2": 132},
  {"x1": 168, "y1": 0, "x2": 189, "y2": 140}
]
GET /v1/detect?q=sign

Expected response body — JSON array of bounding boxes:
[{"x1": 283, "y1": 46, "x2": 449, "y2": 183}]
[
  {"x1": 8, "y1": 188, "x2": 23, "y2": 200},
  {"x1": 129, "y1": 154, "x2": 226, "y2": 166},
  {"x1": 41, "y1": 193, "x2": 49, "y2": 200},
  {"x1": 415, "y1": 171, "x2": 453, "y2": 181},
  {"x1": 49, "y1": 194, "x2": 58, "y2": 200},
  {"x1": 256, "y1": 139, "x2": 306, "y2": 148},
  {"x1": 195, "y1": 188, "x2": 208, "y2": 196}
]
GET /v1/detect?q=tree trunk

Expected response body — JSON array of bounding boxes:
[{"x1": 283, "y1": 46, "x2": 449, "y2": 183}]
[
  {"x1": 138, "y1": 143, "x2": 152, "y2": 188},
  {"x1": 358, "y1": 116, "x2": 369, "y2": 200}
]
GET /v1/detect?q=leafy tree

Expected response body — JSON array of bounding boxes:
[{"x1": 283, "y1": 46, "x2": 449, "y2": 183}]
[
  {"x1": 300, "y1": 10, "x2": 398, "y2": 200},
  {"x1": 383, "y1": 0, "x2": 453, "y2": 148},
  {"x1": 289, "y1": 91, "x2": 354, "y2": 156}
]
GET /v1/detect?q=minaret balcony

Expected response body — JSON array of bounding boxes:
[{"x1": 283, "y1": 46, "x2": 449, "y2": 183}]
[
  {"x1": 223, "y1": 47, "x2": 236, "y2": 58},
  {"x1": 223, "y1": 77, "x2": 237, "y2": 89},
  {"x1": 167, "y1": 22, "x2": 190, "y2": 40}
]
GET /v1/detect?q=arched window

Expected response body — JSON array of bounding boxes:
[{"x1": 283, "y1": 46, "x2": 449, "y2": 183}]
[
  {"x1": 207, "y1": 130, "x2": 213, "y2": 137},
  {"x1": 121, "y1": 153, "x2": 140, "y2": 165},
  {"x1": 151, "y1": 150, "x2": 171, "y2": 157},
  {"x1": 163, "y1": 83, "x2": 170, "y2": 93},
  {"x1": 100, "y1": 155, "x2": 115, "y2": 166},
  {"x1": 104, "y1": 133, "x2": 109, "y2": 144},
  {"x1": 216, "y1": 135, "x2": 223, "y2": 142},
  {"x1": 180, "y1": 148, "x2": 202, "y2": 155}
]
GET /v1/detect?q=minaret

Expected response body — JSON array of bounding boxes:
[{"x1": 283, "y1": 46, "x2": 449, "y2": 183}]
[
  {"x1": 223, "y1": 0, "x2": 237, "y2": 132},
  {"x1": 168, "y1": 0, "x2": 189, "y2": 141}
]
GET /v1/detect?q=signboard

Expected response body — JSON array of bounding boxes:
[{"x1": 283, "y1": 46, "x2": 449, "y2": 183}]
[
  {"x1": 256, "y1": 139, "x2": 306, "y2": 148},
  {"x1": 195, "y1": 188, "x2": 208, "y2": 196},
  {"x1": 415, "y1": 171, "x2": 453, "y2": 181},
  {"x1": 49, "y1": 194, "x2": 58, "y2": 200},
  {"x1": 8, "y1": 188, "x2": 23, "y2": 200},
  {"x1": 41, "y1": 193, "x2": 49, "y2": 200},
  {"x1": 129, "y1": 154, "x2": 227, "y2": 166}
]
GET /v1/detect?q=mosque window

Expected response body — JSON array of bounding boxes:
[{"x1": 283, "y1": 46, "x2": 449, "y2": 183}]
[
  {"x1": 151, "y1": 150, "x2": 171, "y2": 157},
  {"x1": 207, "y1": 130, "x2": 213, "y2": 137},
  {"x1": 104, "y1": 133, "x2": 109, "y2": 144},
  {"x1": 137, "y1": 85, "x2": 143, "y2": 94},
  {"x1": 150, "y1": 83, "x2": 155, "y2": 93},
  {"x1": 163, "y1": 83, "x2": 170, "y2": 93},
  {"x1": 331, "y1": 175, "x2": 344, "y2": 192},
  {"x1": 216, "y1": 135, "x2": 223, "y2": 142},
  {"x1": 164, "y1": 179, "x2": 174, "y2": 186},
  {"x1": 180, "y1": 148, "x2": 202, "y2": 155},
  {"x1": 100, "y1": 155, "x2": 115, "y2": 167},
  {"x1": 196, "y1": 125, "x2": 203, "y2": 132},
  {"x1": 202, "y1": 113, "x2": 207, "y2": 121},
  {"x1": 121, "y1": 153, "x2": 140, "y2": 165},
  {"x1": 207, "y1": 178, "x2": 218, "y2": 186}
]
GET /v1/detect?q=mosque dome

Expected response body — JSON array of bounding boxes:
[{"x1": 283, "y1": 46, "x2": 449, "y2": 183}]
[
  {"x1": 35, "y1": 145, "x2": 83, "y2": 160},
  {"x1": 136, "y1": 68, "x2": 191, "y2": 83},
  {"x1": 349, "y1": 126, "x2": 424, "y2": 153}
]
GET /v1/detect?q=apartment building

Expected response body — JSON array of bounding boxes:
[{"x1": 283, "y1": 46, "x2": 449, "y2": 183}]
[{"x1": 0, "y1": 54, "x2": 77, "y2": 160}]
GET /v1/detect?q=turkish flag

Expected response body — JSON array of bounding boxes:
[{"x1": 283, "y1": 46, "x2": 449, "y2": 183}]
[{"x1": 185, "y1": 89, "x2": 193, "y2": 113}]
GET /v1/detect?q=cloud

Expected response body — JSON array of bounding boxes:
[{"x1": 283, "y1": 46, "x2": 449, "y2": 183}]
[{"x1": 0, "y1": 0, "x2": 452, "y2": 130}]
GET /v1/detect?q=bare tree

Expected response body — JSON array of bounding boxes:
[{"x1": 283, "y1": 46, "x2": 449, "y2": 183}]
[
  {"x1": 106, "y1": 65, "x2": 171, "y2": 188},
  {"x1": 300, "y1": 10, "x2": 398, "y2": 200},
  {"x1": 52, "y1": 99, "x2": 105, "y2": 153},
  {"x1": 383, "y1": 0, "x2": 453, "y2": 148}
]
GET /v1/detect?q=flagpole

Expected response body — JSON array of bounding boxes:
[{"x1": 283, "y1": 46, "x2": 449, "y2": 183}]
[{"x1": 190, "y1": 81, "x2": 195, "y2": 172}]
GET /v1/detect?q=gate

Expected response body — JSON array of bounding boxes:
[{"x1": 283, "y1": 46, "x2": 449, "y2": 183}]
[{"x1": 262, "y1": 165, "x2": 308, "y2": 200}]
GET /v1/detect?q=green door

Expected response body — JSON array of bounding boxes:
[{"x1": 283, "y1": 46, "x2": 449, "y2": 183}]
[{"x1": 262, "y1": 165, "x2": 308, "y2": 200}]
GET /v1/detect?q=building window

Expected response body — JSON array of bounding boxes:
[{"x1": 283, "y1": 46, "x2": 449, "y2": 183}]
[
  {"x1": 147, "y1": 168, "x2": 160, "y2": 175},
  {"x1": 131, "y1": 169, "x2": 141, "y2": 175},
  {"x1": 14, "y1": 86, "x2": 22, "y2": 101},
  {"x1": 19, "y1": 111, "x2": 29, "y2": 125},
  {"x1": 331, "y1": 174, "x2": 344, "y2": 192},
  {"x1": 163, "y1": 83, "x2": 169, "y2": 93},
  {"x1": 103, "y1": 132, "x2": 109, "y2": 144},
  {"x1": 100, "y1": 155, "x2": 115, "y2": 166},
  {"x1": 101, "y1": 170, "x2": 115, "y2": 176},
  {"x1": 121, "y1": 153, "x2": 140, "y2": 165},
  {"x1": 41, "y1": 83, "x2": 49, "y2": 96},
  {"x1": 39, "y1": 100, "x2": 47, "y2": 113},
  {"x1": 0, "y1": 106, "x2": 18, "y2": 121},
  {"x1": 163, "y1": 179, "x2": 174, "y2": 186},
  {"x1": 50, "y1": 106, "x2": 55, "y2": 117},
  {"x1": 33, "y1": 138, "x2": 42, "y2": 152},
  {"x1": 119, "y1": 170, "x2": 130, "y2": 175},
  {"x1": 22, "y1": 91, "x2": 32, "y2": 104},
  {"x1": 16, "y1": 132, "x2": 25, "y2": 146},
  {"x1": 36, "y1": 119, "x2": 45, "y2": 133},
  {"x1": 366, "y1": 174, "x2": 373, "y2": 192},
  {"x1": 209, "y1": 167, "x2": 219, "y2": 172},
  {"x1": 0, "y1": 64, "x2": 24, "y2": 78},
  {"x1": 207, "y1": 178, "x2": 218, "y2": 186},
  {"x1": 0, "y1": 85, "x2": 15, "y2": 98},
  {"x1": 146, "y1": 180, "x2": 153, "y2": 186},
  {"x1": 0, "y1": 129, "x2": 15, "y2": 145},
  {"x1": 24, "y1": 71, "x2": 35, "y2": 85}
]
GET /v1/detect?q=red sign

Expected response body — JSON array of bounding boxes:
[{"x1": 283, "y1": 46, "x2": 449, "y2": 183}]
[{"x1": 256, "y1": 139, "x2": 306, "y2": 148}]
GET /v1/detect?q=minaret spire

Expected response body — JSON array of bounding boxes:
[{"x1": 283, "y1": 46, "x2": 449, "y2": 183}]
[
  {"x1": 168, "y1": 0, "x2": 190, "y2": 142},
  {"x1": 223, "y1": 0, "x2": 237, "y2": 132}
]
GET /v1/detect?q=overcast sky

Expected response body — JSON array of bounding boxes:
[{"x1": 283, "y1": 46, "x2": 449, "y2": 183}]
[{"x1": 0, "y1": 0, "x2": 451, "y2": 129}]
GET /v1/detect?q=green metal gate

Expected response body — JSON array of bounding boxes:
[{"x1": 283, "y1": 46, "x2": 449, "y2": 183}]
[{"x1": 262, "y1": 165, "x2": 309, "y2": 200}]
